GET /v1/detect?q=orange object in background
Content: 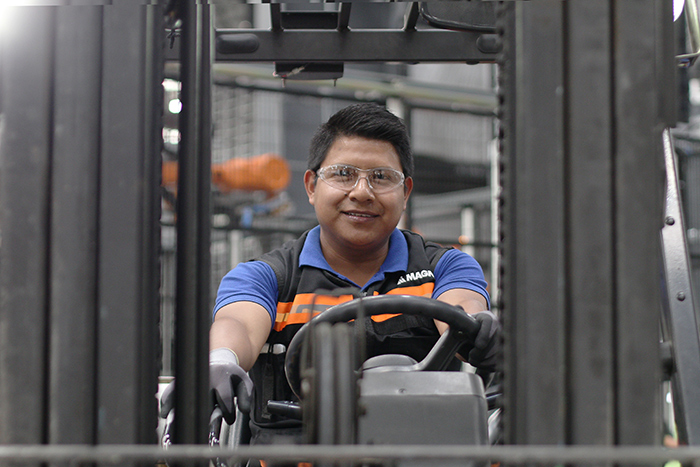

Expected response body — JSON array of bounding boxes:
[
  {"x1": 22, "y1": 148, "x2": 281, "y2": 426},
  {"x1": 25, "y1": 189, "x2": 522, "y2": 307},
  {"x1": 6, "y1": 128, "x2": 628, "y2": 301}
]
[
  {"x1": 213, "y1": 153, "x2": 291, "y2": 194},
  {"x1": 162, "y1": 160, "x2": 179, "y2": 187},
  {"x1": 162, "y1": 153, "x2": 291, "y2": 196}
]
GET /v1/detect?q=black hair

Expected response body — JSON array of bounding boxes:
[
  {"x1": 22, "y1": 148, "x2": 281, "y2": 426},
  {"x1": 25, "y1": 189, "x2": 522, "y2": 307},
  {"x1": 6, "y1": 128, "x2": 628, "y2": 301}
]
[{"x1": 307, "y1": 103, "x2": 414, "y2": 178}]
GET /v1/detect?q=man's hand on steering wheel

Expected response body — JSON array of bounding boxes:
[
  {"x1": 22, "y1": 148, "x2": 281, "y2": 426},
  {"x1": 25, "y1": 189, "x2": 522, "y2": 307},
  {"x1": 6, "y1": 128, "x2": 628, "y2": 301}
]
[
  {"x1": 210, "y1": 347, "x2": 254, "y2": 425},
  {"x1": 463, "y1": 310, "x2": 501, "y2": 372}
]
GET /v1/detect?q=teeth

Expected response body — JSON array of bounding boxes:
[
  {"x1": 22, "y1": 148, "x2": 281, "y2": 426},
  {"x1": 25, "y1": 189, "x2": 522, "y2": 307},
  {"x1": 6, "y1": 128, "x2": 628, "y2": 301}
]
[{"x1": 348, "y1": 212, "x2": 373, "y2": 218}]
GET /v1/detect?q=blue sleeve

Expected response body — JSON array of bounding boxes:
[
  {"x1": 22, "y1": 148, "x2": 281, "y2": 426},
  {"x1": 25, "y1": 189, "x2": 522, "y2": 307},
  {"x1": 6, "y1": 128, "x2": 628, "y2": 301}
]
[
  {"x1": 432, "y1": 249, "x2": 491, "y2": 309},
  {"x1": 213, "y1": 260, "x2": 279, "y2": 326}
]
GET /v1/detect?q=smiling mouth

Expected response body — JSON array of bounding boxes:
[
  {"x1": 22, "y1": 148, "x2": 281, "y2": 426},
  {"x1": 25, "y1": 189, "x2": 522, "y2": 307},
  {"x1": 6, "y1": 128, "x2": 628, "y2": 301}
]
[{"x1": 343, "y1": 211, "x2": 377, "y2": 219}]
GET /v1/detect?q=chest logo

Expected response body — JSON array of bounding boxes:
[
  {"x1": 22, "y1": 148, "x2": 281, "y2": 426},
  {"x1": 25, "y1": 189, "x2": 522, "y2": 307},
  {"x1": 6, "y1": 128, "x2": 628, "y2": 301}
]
[{"x1": 396, "y1": 269, "x2": 434, "y2": 285}]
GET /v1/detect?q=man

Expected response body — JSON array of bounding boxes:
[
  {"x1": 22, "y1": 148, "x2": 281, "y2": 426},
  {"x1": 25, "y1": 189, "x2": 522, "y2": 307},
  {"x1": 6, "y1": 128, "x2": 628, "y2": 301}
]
[{"x1": 207, "y1": 103, "x2": 499, "y2": 452}]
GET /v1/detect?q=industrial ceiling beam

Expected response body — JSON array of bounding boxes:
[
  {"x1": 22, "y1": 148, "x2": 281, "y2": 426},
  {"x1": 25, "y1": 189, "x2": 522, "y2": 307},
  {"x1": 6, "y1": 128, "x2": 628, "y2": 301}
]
[{"x1": 212, "y1": 29, "x2": 499, "y2": 63}]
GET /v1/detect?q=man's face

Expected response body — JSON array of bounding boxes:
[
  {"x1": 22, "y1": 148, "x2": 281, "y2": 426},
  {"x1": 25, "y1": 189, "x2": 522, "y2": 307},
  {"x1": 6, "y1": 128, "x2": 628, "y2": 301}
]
[{"x1": 304, "y1": 135, "x2": 413, "y2": 254}]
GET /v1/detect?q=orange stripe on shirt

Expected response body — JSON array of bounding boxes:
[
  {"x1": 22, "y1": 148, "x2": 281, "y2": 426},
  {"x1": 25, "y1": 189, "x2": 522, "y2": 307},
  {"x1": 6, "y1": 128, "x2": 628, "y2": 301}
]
[
  {"x1": 386, "y1": 282, "x2": 434, "y2": 297},
  {"x1": 273, "y1": 283, "x2": 435, "y2": 330},
  {"x1": 274, "y1": 293, "x2": 356, "y2": 331}
]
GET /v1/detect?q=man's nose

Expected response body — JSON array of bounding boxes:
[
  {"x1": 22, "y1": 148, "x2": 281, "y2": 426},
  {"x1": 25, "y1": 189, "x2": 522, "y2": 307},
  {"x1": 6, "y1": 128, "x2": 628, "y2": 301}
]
[{"x1": 349, "y1": 176, "x2": 374, "y2": 198}]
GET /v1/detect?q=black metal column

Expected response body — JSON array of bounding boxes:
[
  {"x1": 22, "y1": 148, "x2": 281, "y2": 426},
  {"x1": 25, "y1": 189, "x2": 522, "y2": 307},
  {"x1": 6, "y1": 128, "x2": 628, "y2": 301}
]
[
  {"x1": 0, "y1": 6, "x2": 54, "y2": 449},
  {"x1": 97, "y1": 3, "x2": 163, "y2": 446},
  {"x1": 502, "y1": 1, "x2": 568, "y2": 445},
  {"x1": 49, "y1": 5, "x2": 102, "y2": 445},
  {"x1": 173, "y1": 1, "x2": 213, "y2": 447},
  {"x1": 612, "y1": 0, "x2": 668, "y2": 446},
  {"x1": 565, "y1": 1, "x2": 615, "y2": 446},
  {"x1": 500, "y1": 0, "x2": 669, "y2": 447},
  {"x1": 0, "y1": 1, "x2": 164, "y2": 452}
]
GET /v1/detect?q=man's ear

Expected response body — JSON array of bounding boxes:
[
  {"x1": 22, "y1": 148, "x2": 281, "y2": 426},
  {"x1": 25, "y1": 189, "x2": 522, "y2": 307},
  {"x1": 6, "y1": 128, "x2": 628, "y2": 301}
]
[
  {"x1": 403, "y1": 176, "x2": 414, "y2": 210},
  {"x1": 303, "y1": 170, "x2": 317, "y2": 205}
]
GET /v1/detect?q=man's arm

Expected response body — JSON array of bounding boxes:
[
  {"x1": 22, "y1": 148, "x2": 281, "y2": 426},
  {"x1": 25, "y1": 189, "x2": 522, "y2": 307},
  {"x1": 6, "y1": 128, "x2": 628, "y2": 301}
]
[
  {"x1": 434, "y1": 287, "x2": 488, "y2": 334},
  {"x1": 210, "y1": 301, "x2": 272, "y2": 371}
]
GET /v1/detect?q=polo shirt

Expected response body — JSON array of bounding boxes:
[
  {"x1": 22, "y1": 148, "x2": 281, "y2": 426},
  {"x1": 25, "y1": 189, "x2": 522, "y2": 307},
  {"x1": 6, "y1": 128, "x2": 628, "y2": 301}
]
[{"x1": 214, "y1": 226, "x2": 490, "y2": 328}]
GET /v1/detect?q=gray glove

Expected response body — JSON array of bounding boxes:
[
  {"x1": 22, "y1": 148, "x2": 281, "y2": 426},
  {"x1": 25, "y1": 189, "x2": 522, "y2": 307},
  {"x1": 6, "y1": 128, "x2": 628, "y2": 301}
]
[
  {"x1": 158, "y1": 348, "x2": 254, "y2": 426},
  {"x1": 467, "y1": 310, "x2": 501, "y2": 372},
  {"x1": 209, "y1": 348, "x2": 254, "y2": 425},
  {"x1": 159, "y1": 379, "x2": 176, "y2": 418}
]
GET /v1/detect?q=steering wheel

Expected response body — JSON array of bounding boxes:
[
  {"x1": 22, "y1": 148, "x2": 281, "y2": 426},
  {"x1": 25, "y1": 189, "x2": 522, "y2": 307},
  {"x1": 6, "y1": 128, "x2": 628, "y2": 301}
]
[{"x1": 284, "y1": 294, "x2": 481, "y2": 399}]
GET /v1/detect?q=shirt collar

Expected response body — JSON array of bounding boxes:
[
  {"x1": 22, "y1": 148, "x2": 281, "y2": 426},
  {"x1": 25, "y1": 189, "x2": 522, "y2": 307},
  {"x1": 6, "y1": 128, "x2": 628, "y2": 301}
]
[{"x1": 299, "y1": 226, "x2": 408, "y2": 281}]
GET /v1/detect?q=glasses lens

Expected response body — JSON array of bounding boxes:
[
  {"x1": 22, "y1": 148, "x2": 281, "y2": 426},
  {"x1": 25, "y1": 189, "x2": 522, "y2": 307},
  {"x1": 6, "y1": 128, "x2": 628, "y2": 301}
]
[
  {"x1": 319, "y1": 165, "x2": 404, "y2": 193},
  {"x1": 321, "y1": 165, "x2": 359, "y2": 189},
  {"x1": 369, "y1": 168, "x2": 403, "y2": 190}
]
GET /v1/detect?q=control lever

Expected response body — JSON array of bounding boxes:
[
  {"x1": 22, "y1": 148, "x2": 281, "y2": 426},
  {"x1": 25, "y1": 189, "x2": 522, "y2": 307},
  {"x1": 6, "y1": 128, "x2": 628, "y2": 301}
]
[{"x1": 266, "y1": 400, "x2": 302, "y2": 420}]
